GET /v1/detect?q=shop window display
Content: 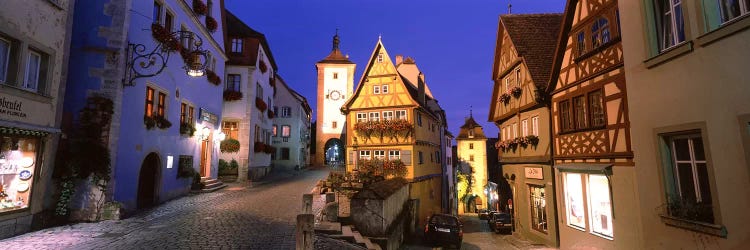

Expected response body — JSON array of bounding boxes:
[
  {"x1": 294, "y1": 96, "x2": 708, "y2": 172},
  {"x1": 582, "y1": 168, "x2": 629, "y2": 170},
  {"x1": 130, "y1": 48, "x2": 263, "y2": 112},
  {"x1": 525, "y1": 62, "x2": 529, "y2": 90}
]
[{"x1": 0, "y1": 135, "x2": 38, "y2": 212}]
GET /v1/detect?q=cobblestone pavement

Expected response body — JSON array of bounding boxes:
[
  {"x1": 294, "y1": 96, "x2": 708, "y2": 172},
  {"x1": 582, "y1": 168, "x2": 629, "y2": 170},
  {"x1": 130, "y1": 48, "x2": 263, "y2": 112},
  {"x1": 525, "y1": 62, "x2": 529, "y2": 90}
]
[
  {"x1": 402, "y1": 214, "x2": 556, "y2": 250},
  {"x1": 0, "y1": 169, "x2": 330, "y2": 250}
]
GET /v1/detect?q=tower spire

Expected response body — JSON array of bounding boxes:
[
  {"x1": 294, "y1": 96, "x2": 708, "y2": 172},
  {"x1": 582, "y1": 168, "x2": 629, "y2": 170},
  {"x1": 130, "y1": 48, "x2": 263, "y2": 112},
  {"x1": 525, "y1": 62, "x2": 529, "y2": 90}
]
[
  {"x1": 469, "y1": 106, "x2": 473, "y2": 118},
  {"x1": 332, "y1": 28, "x2": 340, "y2": 51},
  {"x1": 508, "y1": 2, "x2": 512, "y2": 14}
]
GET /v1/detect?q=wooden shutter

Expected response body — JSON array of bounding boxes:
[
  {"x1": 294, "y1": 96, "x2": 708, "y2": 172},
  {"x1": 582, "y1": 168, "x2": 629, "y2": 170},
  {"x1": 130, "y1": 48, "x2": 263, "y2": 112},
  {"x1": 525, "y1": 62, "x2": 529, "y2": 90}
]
[{"x1": 401, "y1": 150, "x2": 412, "y2": 165}]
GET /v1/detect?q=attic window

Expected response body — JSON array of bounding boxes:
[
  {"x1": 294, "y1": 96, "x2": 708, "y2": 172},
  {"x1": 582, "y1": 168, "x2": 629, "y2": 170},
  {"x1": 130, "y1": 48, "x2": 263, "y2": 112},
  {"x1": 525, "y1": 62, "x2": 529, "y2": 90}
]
[
  {"x1": 377, "y1": 53, "x2": 384, "y2": 63},
  {"x1": 469, "y1": 130, "x2": 474, "y2": 138}
]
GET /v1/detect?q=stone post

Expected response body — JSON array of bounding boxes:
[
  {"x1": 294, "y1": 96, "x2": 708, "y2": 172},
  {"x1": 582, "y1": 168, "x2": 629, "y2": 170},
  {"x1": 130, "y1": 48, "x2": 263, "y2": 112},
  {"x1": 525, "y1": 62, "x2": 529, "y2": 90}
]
[
  {"x1": 302, "y1": 194, "x2": 313, "y2": 214},
  {"x1": 296, "y1": 214, "x2": 314, "y2": 250},
  {"x1": 324, "y1": 202, "x2": 339, "y2": 222}
]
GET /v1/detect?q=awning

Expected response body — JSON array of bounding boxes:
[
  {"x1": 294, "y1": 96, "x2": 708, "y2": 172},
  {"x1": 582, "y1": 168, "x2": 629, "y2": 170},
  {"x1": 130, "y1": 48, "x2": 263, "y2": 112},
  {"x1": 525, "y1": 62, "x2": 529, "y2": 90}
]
[
  {"x1": 0, "y1": 126, "x2": 50, "y2": 137},
  {"x1": 553, "y1": 163, "x2": 613, "y2": 175}
]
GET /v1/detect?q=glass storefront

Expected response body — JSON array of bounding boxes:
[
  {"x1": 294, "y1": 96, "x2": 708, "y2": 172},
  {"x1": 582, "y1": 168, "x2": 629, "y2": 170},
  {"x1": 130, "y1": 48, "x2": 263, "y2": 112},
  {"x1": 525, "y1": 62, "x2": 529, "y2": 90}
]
[{"x1": 0, "y1": 134, "x2": 39, "y2": 213}]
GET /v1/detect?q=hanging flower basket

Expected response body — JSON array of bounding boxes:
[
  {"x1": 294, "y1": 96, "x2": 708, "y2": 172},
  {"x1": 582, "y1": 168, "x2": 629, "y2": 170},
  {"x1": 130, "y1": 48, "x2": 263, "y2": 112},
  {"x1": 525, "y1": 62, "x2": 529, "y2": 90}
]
[
  {"x1": 255, "y1": 97, "x2": 267, "y2": 112},
  {"x1": 525, "y1": 135, "x2": 539, "y2": 146},
  {"x1": 220, "y1": 139, "x2": 240, "y2": 153},
  {"x1": 258, "y1": 60, "x2": 268, "y2": 73},
  {"x1": 499, "y1": 93, "x2": 511, "y2": 105},
  {"x1": 223, "y1": 90, "x2": 242, "y2": 101},
  {"x1": 267, "y1": 110, "x2": 275, "y2": 119},
  {"x1": 192, "y1": 0, "x2": 207, "y2": 15},
  {"x1": 206, "y1": 69, "x2": 221, "y2": 85},
  {"x1": 205, "y1": 16, "x2": 218, "y2": 33},
  {"x1": 510, "y1": 86, "x2": 522, "y2": 98},
  {"x1": 180, "y1": 122, "x2": 196, "y2": 135}
]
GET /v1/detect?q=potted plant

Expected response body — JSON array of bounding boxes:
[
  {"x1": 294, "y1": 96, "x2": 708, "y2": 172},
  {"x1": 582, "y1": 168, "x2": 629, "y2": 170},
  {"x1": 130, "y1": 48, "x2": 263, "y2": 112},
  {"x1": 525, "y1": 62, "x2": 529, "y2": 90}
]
[
  {"x1": 525, "y1": 135, "x2": 539, "y2": 146},
  {"x1": 499, "y1": 93, "x2": 511, "y2": 104},
  {"x1": 180, "y1": 122, "x2": 196, "y2": 135},
  {"x1": 510, "y1": 86, "x2": 522, "y2": 98},
  {"x1": 206, "y1": 69, "x2": 221, "y2": 85}
]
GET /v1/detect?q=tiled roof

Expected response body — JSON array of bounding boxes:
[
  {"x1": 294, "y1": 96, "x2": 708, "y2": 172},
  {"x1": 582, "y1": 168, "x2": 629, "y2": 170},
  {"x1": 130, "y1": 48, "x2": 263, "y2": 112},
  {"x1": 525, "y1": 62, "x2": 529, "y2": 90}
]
[
  {"x1": 499, "y1": 13, "x2": 563, "y2": 89},
  {"x1": 224, "y1": 10, "x2": 278, "y2": 70}
]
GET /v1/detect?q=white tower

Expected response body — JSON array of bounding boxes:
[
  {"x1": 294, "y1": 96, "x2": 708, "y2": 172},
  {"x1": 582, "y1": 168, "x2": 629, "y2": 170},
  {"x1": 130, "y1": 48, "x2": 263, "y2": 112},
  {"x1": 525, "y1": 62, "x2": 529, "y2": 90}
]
[{"x1": 315, "y1": 31, "x2": 356, "y2": 166}]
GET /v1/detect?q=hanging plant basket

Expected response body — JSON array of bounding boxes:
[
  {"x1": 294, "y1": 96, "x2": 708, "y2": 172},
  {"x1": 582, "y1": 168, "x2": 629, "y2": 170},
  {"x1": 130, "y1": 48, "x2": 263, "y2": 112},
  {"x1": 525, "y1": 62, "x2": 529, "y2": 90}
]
[
  {"x1": 220, "y1": 139, "x2": 240, "y2": 153},
  {"x1": 511, "y1": 86, "x2": 522, "y2": 98},
  {"x1": 499, "y1": 93, "x2": 511, "y2": 105},
  {"x1": 192, "y1": 0, "x2": 207, "y2": 15},
  {"x1": 525, "y1": 135, "x2": 539, "y2": 146},
  {"x1": 223, "y1": 90, "x2": 243, "y2": 101},
  {"x1": 206, "y1": 16, "x2": 218, "y2": 33},
  {"x1": 255, "y1": 97, "x2": 267, "y2": 112},
  {"x1": 258, "y1": 60, "x2": 268, "y2": 73}
]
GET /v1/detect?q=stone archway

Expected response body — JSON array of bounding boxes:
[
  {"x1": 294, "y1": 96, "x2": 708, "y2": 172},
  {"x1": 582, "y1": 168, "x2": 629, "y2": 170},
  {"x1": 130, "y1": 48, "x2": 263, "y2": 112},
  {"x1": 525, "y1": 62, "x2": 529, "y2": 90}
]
[
  {"x1": 137, "y1": 152, "x2": 161, "y2": 209},
  {"x1": 323, "y1": 138, "x2": 344, "y2": 166}
]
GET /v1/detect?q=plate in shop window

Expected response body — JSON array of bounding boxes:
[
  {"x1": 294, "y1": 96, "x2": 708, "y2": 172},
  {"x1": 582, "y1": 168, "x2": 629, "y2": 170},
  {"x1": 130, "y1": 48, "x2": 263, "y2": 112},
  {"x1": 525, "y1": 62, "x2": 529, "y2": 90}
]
[
  {"x1": 19, "y1": 170, "x2": 32, "y2": 180},
  {"x1": 17, "y1": 182, "x2": 29, "y2": 192},
  {"x1": 19, "y1": 158, "x2": 34, "y2": 168}
]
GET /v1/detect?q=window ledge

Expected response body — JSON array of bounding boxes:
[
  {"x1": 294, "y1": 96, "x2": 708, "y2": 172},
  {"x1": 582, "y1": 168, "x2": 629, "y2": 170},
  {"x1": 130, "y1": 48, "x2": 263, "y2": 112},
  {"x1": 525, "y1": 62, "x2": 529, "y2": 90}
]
[
  {"x1": 644, "y1": 42, "x2": 693, "y2": 69},
  {"x1": 0, "y1": 84, "x2": 53, "y2": 104},
  {"x1": 696, "y1": 14, "x2": 750, "y2": 47},
  {"x1": 659, "y1": 214, "x2": 727, "y2": 238}
]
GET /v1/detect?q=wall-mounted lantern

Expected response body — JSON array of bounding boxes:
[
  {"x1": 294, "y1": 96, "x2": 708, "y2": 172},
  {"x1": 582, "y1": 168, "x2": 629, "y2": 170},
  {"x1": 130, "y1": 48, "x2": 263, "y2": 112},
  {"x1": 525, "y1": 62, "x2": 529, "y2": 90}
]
[{"x1": 124, "y1": 26, "x2": 210, "y2": 86}]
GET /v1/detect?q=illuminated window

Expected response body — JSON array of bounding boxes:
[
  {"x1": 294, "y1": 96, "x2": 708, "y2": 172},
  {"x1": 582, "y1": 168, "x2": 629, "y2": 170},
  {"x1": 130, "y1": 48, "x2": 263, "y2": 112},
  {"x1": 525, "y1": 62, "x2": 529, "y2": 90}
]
[
  {"x1": 589, "y1": 90, "x2": 605, "y2": 128},
  {"x1": 157, "y1": 92, "x2": 166, "y2": 117},
  {"x1": 0, "y1": 136, "x2": 40, "y2": 214},
  {"x1": 530, "y1": 185, "x2": 548, "y2": 233},
  {"x1": 282, "y1": 125, "x2": 291, "y2": 137},
  {"x1": 369, "y1": 112, "x2": 380, "y2": 122},
  {"x1": 357, "y1": 113, "x2": 367, "y2": 123},
  {"x1": 222, "y1": 121, "x2": 239, "y2": 139},
  {"x1": 532, "y1": 116, "x2": 539, "y2": 136},
  {"x1": 396, "y1": 110, "x2": 407, "y2": 120},
  {"x1": 333, "y1": 72, "x2": 338, "y2": 79},
  {"x1": 145, "y1": 86, "x2": 155, "y2": 117},
  {"x1": 588, "y1": 174, "x2": 613, "y2": 237},
  {"x1": 331, "y1": 121, "x2": 337, "y2": 129},
  {"x1": 522, "y1": 119, "x2": 528, "y2": 137},
  {"x1": 469, "y1": 155, "x2": 474, "y2": 162},
  {"x1": 564, "y1": 173, "x2": 586, "y2": 229},
  {"x1": 563, "y1": 172, "x2": 613, "y2": 238}
]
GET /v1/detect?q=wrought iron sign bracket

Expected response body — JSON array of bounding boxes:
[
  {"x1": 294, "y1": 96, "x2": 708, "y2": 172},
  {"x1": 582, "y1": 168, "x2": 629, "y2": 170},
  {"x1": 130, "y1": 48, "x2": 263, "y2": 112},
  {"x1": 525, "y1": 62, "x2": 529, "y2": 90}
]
[{"x1": 124, "y1": 29, "x2": 209, "y2": 87}]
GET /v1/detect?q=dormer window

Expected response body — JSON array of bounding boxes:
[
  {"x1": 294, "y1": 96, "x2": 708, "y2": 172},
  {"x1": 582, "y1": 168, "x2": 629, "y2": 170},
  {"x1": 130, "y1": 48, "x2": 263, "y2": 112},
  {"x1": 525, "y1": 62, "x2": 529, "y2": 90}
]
[
  {"x1": 231, "y1": 38, "x2": 243, "y2": 53},
  {"x1": 468, "y1": 130, "x2": 474, "y2": 138}
]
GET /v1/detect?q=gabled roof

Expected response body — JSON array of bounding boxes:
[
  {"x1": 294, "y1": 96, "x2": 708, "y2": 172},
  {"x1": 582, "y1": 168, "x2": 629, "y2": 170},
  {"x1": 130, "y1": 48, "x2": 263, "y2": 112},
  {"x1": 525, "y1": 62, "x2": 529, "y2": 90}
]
[
  {"x1": 274, "y1": 74, "x2": 312, "y2": 116},
  {"x1": 224, "y1": 10, "x2": 278, "y2": 71},
  {"x1": 498, "y1": 13, "x2": 563, "y2": 89}
]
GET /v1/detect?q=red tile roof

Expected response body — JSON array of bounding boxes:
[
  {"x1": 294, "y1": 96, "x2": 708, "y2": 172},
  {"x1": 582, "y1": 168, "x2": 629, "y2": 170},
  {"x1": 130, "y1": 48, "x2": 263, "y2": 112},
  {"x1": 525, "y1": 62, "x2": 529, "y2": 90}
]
[{"x1": 499, "y1": 13, "x2": 563, "y2": 89}]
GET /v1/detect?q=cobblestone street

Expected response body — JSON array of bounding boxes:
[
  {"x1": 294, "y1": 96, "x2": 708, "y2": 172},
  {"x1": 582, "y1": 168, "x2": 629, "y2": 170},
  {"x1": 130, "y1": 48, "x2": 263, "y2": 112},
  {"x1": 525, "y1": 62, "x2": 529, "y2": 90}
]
[{"x1": 0, "y1": 169, "x2": 329, "y2": 250}]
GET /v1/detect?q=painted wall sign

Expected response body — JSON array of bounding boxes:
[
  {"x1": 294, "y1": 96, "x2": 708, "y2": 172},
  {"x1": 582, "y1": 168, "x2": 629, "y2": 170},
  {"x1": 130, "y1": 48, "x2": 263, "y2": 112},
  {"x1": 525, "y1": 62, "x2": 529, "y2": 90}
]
[
  {"x1": 0, "y1": 95, "x2": 27, "y2": 119},
  {"x1": 200, "y1": 108, "x2": 218, "y2": 126},
  {"x1": 525, "y1": 167, "x2": 543, "y2": 179}
]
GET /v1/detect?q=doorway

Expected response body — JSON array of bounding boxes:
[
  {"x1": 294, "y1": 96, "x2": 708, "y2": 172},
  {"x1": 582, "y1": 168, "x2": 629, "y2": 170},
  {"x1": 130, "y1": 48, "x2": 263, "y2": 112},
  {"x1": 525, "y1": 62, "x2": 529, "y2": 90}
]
[
  {"x1": 323, "y1": 138, "x2": 344, "y2": 166},
  {"x1": 137, "y1": 152, "x2": 161, "y2": 209},
  {"x1": 200, "y1": 135, "x2": 212, "y2": 177}
]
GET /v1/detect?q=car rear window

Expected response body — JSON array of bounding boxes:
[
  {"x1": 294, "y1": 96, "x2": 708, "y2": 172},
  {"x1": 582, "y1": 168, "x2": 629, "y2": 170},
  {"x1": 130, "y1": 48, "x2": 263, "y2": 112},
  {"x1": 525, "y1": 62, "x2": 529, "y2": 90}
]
[
  {"x1": 430, "y1": 215, "x2": 458, "y2": 226},
  {"x1": 496, "y1": 214, "x2": 510, "y2": 220}
]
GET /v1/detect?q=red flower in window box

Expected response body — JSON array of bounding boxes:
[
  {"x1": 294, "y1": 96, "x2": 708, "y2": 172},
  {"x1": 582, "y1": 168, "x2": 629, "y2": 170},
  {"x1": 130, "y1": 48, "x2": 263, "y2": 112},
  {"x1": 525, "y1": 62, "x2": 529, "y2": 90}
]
[
  {"x1": 255, "y1": 97, "x2": 267, "y2": 112},
  {"x1": 206, "y1": 69, "x2": 221, "y2": 85},
  {"x1": 151, "y1": 23, "x2": 181, "y2": 51},
  {"x1": 267, "y1": 110, "x2": 275, "y2": 119},
  {"x1": 258, "y1": 60, "x2": 268, "y2": 73},
  {"x1": 223, "y1": 90, "x2": 242, "y2": 101},
  {"x1": 205, "y1": 16, "x2": 218, "y2": 33},
  {"x1": 192, "y1": 0, "x2": 207, "y2": 15}
]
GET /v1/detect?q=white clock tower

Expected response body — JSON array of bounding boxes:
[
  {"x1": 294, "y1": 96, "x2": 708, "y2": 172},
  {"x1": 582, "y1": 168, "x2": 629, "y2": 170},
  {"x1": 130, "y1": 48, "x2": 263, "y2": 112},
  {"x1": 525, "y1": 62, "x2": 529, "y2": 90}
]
[{"x1": 315, "y1": 31, "x2": 356, "y2": 167}]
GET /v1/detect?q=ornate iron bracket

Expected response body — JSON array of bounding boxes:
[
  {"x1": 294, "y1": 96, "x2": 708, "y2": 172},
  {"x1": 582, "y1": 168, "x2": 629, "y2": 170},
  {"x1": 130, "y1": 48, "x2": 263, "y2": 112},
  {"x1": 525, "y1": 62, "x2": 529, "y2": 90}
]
[{"x1": 124, "y1": 29, "x2": 209, "y2": 87}]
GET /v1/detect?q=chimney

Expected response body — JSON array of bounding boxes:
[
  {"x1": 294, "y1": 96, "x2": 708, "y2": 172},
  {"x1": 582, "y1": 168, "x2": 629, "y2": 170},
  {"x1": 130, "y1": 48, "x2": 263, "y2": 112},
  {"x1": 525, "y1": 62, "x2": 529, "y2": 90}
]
[
  {"x1": 418, "y1": 72, "x2": 426, "y2": 105},
  {"x1": 396, "y1": 55, "x2": 403, "y2": 65}
]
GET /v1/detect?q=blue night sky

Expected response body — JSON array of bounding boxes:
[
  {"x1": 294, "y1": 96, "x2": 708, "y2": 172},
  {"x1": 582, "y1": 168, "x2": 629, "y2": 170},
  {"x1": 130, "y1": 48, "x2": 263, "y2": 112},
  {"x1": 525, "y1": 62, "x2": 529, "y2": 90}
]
[{"x1": 224, "y1": 0, "x2": 565, "y2": 138}]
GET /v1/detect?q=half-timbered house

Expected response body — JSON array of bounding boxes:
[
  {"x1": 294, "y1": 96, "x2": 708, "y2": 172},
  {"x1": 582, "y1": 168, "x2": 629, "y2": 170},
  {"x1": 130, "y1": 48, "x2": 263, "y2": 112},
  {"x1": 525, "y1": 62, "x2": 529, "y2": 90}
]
[
  {"x1": 489, "y1": 13, "x2": 562, "y2": 247},
  {"x1": 342, "y1": 38, "x2": 445, "y2": 232},
  {"x1": 547, "y1": 0, "x2": 641, "y2": 248}
]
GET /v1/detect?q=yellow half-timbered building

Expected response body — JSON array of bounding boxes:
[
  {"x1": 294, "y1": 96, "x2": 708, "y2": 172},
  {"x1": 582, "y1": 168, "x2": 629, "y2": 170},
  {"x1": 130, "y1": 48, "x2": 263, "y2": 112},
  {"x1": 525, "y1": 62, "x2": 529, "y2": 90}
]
[
  {"x1": 489, "y1": 13, "x2": 562, "y2": 247},
  {"x1": 547, "y1": 0, "x2": 641, "y2": 248},
  {"x1": 342, "y1": 38, "x2": 445, "y2": 231}
]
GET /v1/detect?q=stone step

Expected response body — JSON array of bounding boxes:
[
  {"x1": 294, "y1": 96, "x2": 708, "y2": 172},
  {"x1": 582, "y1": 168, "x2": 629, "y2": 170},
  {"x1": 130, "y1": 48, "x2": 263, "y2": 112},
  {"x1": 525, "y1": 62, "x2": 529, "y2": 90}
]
[
  {"x1": 201, "y1": 179, "x2": 219, "y2": 185},
  {"x1": 203, "y1": 181, "x2": 223, "y2": 189},
  {"x1": 200, "y1": 183, "x2": 227, "y2": 193},
  {"x1": 314, "y1": 221, "x2": 341, "y2": 235}
]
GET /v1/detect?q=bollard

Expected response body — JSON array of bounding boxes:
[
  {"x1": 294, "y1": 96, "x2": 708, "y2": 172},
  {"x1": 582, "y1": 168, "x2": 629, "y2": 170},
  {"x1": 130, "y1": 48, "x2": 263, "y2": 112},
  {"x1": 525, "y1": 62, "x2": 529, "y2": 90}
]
[
  {"x1": 296, "y1": 214, "x2": 314, "y2": 250},
  {"x1": 325, "y1": 192, "x2": 335, "y2": 203},
  {"x1": 302, "y1": 194, "x2": 313, "y2": 214}
]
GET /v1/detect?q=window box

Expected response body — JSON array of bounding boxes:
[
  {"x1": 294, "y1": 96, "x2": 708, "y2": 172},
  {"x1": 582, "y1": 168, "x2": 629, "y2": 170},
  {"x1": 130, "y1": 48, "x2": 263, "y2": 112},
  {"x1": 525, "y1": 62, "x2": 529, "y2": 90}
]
[
  {"x1": 659, "y1": 214, "x2": 727, "y2": 238},
  {"x1": 254, "y1": 141, "x2": 265, "y2": 153},
  {"x1": 223, "y1": 89, "x2": 242, "y2": 101},
  {"x1": 267, "y1": 110, "x2": 275, "y2": 119},
  {"x1": 144, "y1": 114, "x2": 172, "y2": 130},
  {"x1": 220, "y1": 139, "x2": 240, "y2": 153},
  {"x1": 180, "y1": 122, "x2": 196, "y2": 136},
  {"x1": 192, "y1": 0, "x2": 207, "y2": 16}
]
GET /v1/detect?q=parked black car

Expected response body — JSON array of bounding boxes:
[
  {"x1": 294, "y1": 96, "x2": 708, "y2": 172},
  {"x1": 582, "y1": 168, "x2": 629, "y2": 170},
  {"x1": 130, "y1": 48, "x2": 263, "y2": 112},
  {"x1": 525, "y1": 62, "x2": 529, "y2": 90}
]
[
  {"x1": 424, "y1": 214, "x2": 463, "y2": 248},
  {"x1": 488, "y1": 212, "x2": 512, "y2": 234},
  {"x1": 478, "y1": 209, "x2": 490, "y2": 220}
]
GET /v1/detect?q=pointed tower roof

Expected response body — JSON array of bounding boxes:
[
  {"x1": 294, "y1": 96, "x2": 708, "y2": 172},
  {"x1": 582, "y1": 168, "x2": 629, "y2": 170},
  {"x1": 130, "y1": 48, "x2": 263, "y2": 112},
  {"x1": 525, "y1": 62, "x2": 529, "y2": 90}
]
[
  {"x1": 318, "y1": 30, "x2": 354, "y2": 64},
  {"x1": 457, "y1": 112, "x2": 486, "y2": 139}
]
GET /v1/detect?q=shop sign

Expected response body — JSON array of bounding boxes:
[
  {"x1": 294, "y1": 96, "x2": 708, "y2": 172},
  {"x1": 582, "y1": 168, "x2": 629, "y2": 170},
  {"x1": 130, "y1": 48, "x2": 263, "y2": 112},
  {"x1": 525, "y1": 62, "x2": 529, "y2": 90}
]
[
  {"x1": 200, "y1": 108, "x2": 218, "y2": 126},
  {"x1": 525, "y1": 167, "x2": 543, "y2": 179},
  {"x1": 0, "y1": 95, "x2": 28, "y2": 119}
]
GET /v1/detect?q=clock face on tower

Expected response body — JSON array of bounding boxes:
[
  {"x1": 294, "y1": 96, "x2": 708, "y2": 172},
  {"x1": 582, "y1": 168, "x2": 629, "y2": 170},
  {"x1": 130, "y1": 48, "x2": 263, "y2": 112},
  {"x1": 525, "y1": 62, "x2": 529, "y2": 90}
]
[{"x1": 329, "y1": 90, "x2": 342, "y2": 101}]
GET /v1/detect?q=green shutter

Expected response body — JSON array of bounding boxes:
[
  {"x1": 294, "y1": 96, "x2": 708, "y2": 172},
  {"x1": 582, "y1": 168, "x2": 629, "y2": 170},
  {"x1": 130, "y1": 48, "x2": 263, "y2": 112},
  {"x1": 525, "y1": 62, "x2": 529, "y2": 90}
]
[
  {"x1": 701, "y1": 0, "x2": 722, "y2": 32},
  {"x1": 643, "y1": 0, "x2": 661, "y2": 57}
]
